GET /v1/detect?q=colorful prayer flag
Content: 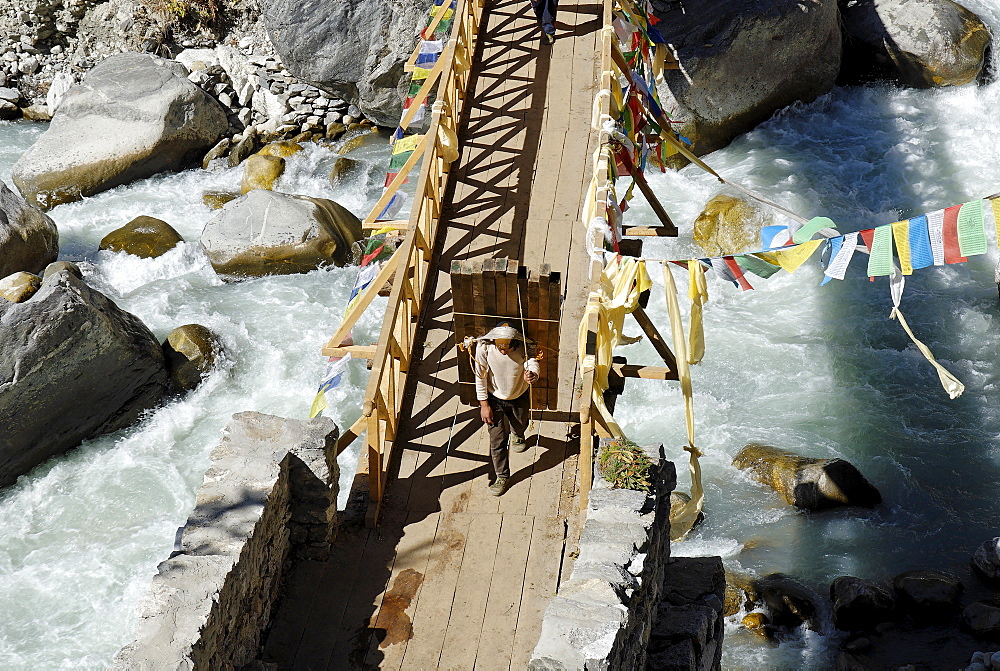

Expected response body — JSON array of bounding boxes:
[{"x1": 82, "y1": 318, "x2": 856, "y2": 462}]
[
  {"x1": 907, "y1": 215, "x2": 934, "y2": 270},
  {"x1": 957, "y1": 199, "x2": 987, "y2": 257},
  {"x1": 866, "y1": 225, "x2": 894, "y2": 277}
]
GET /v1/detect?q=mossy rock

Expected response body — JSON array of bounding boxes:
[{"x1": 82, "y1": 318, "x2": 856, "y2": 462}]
[
  {"x1": 202, "y1": 137, "x2": 231, "y2": 169},
  {"x1": 241, "y1": 154, "x2": 286, "y2": 194},
  {"x1": 0, "y1": 271, "x2": 42, "y2": 302},
  {"x1": 162, "y1": 323, "x2": 223, "y2": 391},
  {"x1": 741, "y1": 613, "x2": 772, "y2": 640},
  {"x1": 291, "y1": 131, "x2": 314, "y2": 143},
  {"x1": 43, "y1": 261, "x2": 82, "y2": 279},
  {"x1": 21, "y1": 104, "x2": 51, "y2": 122},
  {"x1": 337, "y1": 128, "x2": 388, "y2": 155},
  {"x1": 257, "y1": 140, "x2": 303, "y2": 158},
  {"x1": 99, "y1": 216, "x2": 184, "y2": 258},
  {"x1": 325, "y1": 122, "x2": 347, "y2": 140},
  {"x1": 228, "y1": 129, "x2": 259, "y2": 168},
  {"x1": 329, "y1": 156, "x2": 365, "y2": 185},
  {"x1": 693, "y1": 194, "x2": 773, "y2": 256},
  {"x1": 203, "y1": 191, "x2": 239, "y2": 210},
  {"x1": 733, "y1": 442, "x2": 882, "y2": 509}
]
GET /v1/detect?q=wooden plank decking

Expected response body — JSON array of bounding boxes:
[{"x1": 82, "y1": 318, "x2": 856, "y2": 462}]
[{"x1": 262, "y1": 0, "x2": 601, "y2": 667}]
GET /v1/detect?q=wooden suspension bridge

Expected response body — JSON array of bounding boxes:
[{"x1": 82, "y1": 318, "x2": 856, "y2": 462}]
[{"x1": 263, "y1": 0, "x2": 680, "y2": 667}]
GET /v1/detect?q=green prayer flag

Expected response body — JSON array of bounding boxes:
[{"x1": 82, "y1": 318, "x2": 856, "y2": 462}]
[
  {"x1": 867, "y1": 225, "x2": 894, "y2": 277},
  {"x1": 792, "y1": 216, "x2": 837, "y2": 245},
  {"x1": 957, "y1": 199, "x2": 987, "y2": 257},
  {"x1": 736, "y1": 254, "x2": 782, "y2": 278}
]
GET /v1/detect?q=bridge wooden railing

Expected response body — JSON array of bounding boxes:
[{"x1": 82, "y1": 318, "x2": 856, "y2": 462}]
[
  {"x1": 322, "y1": 0, "x2": 485, "y2": 526},
  {"x1": 579, "y1": 0, "x2": 683, "y2": 509},
  {"x1": 578, "y1": 0, "x2": 617, "y2": 510}
]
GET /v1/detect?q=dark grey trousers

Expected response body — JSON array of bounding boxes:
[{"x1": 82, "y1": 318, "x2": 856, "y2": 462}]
[{"x1": 487, "y1": 391, "x2": 530, "y2": 479}]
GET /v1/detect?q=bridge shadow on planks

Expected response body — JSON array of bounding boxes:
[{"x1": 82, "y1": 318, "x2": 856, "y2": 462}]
[{"x1": 259, "y1": 0, "x2": 599, "y2": 666}]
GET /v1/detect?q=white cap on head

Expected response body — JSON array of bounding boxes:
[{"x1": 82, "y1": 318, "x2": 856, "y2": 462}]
[{"x1": 480, "y1": 324, "x2": 524, "y2": 342}]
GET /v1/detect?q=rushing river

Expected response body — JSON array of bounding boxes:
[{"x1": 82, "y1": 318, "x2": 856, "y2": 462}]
[
  {"x1": 0, "y1": 123, "x2": 390, "y2": 667},
  {"x1": 618, "y1": 2, "x2": 1000, "y2": 667},
  {"x1": 4, "y1": 13, "x2": 1000, "y2": 666}
]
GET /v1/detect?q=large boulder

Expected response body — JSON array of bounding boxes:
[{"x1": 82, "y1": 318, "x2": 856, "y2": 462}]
[
  {"x1": 748, "y1": 573, "x2": 824, "y2": 631},
  {"x1": 12, "y1": 52, "x2": 228, "y2": 210},
  {"x1": 0, "y1": 180, "x2": 58, "y2": 277},
  {"x1": 840, "y1": 0, "x2": 991, "y2": 88},
  {"x1": 162, "y1": 324, "x2": 224, "y2": 391},
  {"x1": 0, "y1": 272, "x2": 169, "y2": 487},
  {"x1": 652, "y1": 0, "x2": 841, "y2": 157},
  {"x1": 733, "y1": 443, "x2": 882, "y2": 510},
  {"x1": 241, "y1": 155, "x2": 286, "y2": 194},
  {"x1": 693, "y1": 193, "x2": 773, "y2": 256},
  {"x1": 830, "y1": 576, "x2": 895, "y2": 632},
  {"x1": 261, "y1": 0, "x2": 433, "y2": 126},
  {"x1": 99, "y1": 216, "x2": 184, "y2": 258},
  {"x1": 200, "y1": 190, "x2": 363, "y2": 279},
  {"x1": 892, "y1": 570, "x2": 963, "y2": 620}
]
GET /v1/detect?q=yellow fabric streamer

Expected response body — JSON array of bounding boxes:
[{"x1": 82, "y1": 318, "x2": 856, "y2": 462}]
[
  {"x1": 577, "y1": 257, "x2": 652, "y2": 438},
  {"x1": 663, "y1": 264, "x2": 704, "y2": 541},
  {"x1": 687, "y1": 260, "x2": 707, "y2": 365},
  {"x1": 891, "y1": 308, "x2": 965, "y2": 398},
  {"x1": 770, "y1": 239, "x2": 823, "y2": 273}
]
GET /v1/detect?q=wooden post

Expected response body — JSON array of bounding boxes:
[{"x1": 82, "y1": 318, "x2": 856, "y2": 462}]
[
  {"x1": 546, "y1": 270, "x2": 561, "y2": 410},
  {"x1": 631, "y1": 305, "x2": 677, "y2": 372}
]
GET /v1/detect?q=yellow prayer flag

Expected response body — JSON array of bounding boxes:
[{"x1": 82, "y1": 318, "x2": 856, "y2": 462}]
[
  {"x1": 391, "y1": 133, "x2": 423, "y2": 155},
  {"x1": 770, "y1": 239, "x2": 823, "y2": 274},
  {"x1": 891, "y1": 221, "x2": 912, "y2": 275},
  {"x1": 992, "y1": 199, "x2": 1000, "y2": 249}
]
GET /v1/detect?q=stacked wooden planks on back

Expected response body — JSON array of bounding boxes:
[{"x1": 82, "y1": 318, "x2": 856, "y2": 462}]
[{"x1": 450, "y1": 259, "x2": 561, "y2": 409}]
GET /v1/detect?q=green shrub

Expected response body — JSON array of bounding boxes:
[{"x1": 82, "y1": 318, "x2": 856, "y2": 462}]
[{"x1": 598, "y1": 437, "x2": 652, "y2": 492}]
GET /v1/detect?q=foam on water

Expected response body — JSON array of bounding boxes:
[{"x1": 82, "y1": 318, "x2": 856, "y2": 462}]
[{"x1": 0, "y1": 123, "x2": 389, "y2": 667}]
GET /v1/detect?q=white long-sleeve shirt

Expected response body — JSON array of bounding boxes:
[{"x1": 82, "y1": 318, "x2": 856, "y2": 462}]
[{"x1": 474, "y1": 343, "x2": 540, "y2": 401}]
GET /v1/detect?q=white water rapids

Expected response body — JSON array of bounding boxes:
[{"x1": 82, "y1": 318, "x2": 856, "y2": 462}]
[{"x1": 4, "y1": 10, "x2": 1000, "y2": 663}]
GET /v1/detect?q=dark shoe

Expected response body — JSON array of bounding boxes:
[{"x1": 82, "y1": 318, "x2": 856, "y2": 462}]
[
  {"x1": 489, "y1": 476, "x2": 509, "y2": 497},
  {"x1": 510, "y1": 434, "x2": 528, "y2": 453},
  {"x1": 542, "y1": 32, "x2": 555, "y2": 45}
]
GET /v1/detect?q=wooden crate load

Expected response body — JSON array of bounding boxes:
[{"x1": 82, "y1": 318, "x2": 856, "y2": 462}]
[{"x1": 450, "y1": 258, "x2": 561, "y2": 409}]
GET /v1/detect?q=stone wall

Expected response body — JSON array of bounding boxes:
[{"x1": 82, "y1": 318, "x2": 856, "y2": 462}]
[
  {"x1": 112, "y1": 411, "x2": 339, "y2": 670},
  {"x1": 647, "y1": 556, "x2": 725, "y2": 669},
  {"x1": 529, "y1": 444, "x2": 675, "y2": 670}
]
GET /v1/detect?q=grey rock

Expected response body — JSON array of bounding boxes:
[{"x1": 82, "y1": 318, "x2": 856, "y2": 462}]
[
  {"x1": 0, "y1": 87, "x2": 19, "y2": 103},
  {"x1": 892, "y1": 570, "x2": 963, "y2": 619},
  {"x1": 653, "y1": 0, "x2": 841, "y2": 157},
  {"x1": 227, "y1": 127, "x2": 259, "y2": 167},
  {"x1": 262, "y1": 0, "x2": 434, "y2": 125},
  {"x1": 43, "y1": 261, "x2": 81, "y2": 279},
  {"x1": 749, "y1": 572, "x2": 825, "y2": 631},
  {"x1": 733, "y1": 443, "x2": 881, "y2": 509},
  {"x1": 971, "y1": 537, "x2": 1000, "y2": 583},
  {"x1": 841, "y1": 0, "x2": 990, "y2": 88},
  {"x1": 0, "y1": 272, "x2": 168, "y2": 487},
  {"x1": 199, "y1": 189, "x2": 363, "y2": 279},
  {"x1": 830, "y1": 576, "x2": 894, "y2": 632},
  {"x1": 0, "y1": 179, "x2": 58, "y2": 277},
  {"x1": 12, "y1": 52, "x2": 228, "y2": 210},
  {"x1": 963, "y1": 601, "x2": 1000, "y2": 636}
]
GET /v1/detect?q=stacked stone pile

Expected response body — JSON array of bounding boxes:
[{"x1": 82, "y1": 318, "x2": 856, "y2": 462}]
[{"x1": 183, "y1": 46, "x2": 365, "y2": 148}]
